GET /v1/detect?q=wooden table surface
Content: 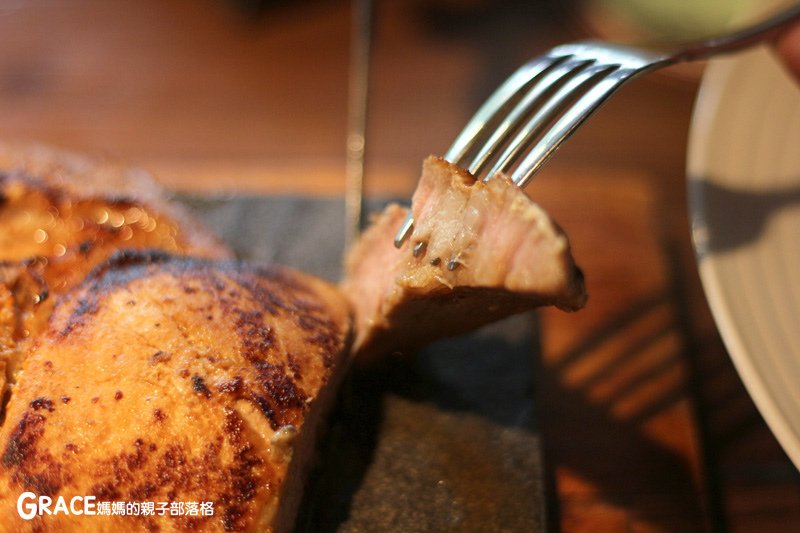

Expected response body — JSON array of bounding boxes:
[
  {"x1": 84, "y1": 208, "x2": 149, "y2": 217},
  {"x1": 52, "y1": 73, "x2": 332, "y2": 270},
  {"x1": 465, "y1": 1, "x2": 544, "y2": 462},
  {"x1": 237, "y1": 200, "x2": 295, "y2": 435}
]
[{"x1": 1, "y1": 1, "x2": 799, "y2": 531}]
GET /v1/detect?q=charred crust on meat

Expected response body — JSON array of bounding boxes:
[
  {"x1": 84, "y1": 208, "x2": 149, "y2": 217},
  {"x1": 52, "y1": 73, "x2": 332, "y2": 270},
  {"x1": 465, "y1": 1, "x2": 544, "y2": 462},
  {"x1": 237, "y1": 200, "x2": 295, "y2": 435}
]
[
  {"x1": 149, "y1": 350, "x2": 171, "y2": 365},
  {"x1": 230, "y1": 306, "x2": 309, "y2": 428},
  {"x1": 191, "y1": 375, "x2": 212, "y2": 398},
  {"x1": 305, "y1": 329, "x2": 339, "y2": 368},
  {"x1": 2, "y1": 410, "x2": 69, "y2": 494},
  {"x1": 78, "y1": 240, "x2": 93, "y2": 255},
  {"x1": 234, "y1": 310, "x2": 275, "y2": 356},
  {"x1": 16, "y1": 472, "x2": 62, "y2": 496},
  {"x1": 3, "y1": 411, "x2": 45, "y2": 467},
  {"x1": 29, "y1": 397, "x2": 55, "y2": 412},
  {"x1": 253, "y1": 264, "x2": 315, "y2": 295},
  {"x1": 57, "y1": 250, "x2": 345, "y2": 342},
  {"x1": 90, "y1": 482, "x2": 121, "y2": 501},
  {"x1": 126, "y1": 490, "x2": 156, "y2": 516},
  {"x1": 95, "y1": 248, "x2": 175, "y2": 275},
  {"x1": 253, "y1": 361, "x2": 307, "y2": 429},
  {"x1": 0, "y1": 168, "x2": 314, "y2": 527},
  {"x1": 57, "y1": 249, "x2": 175, "y2": 337},
  {"x1": 122, "y1": 444, "x2": 149, "y2": 479},
  {"x1": 82, "y1": 417, "x2": 266, "y2": 531},
  {"x1": 218, "y1": 376, "x2": 243, "y2": 394},
  {"x1": 22, "y1": 251, "x2": 346, "y2": 528},
  {"x1": 223, "y1": 506, "x2": 247, "y2": 531},
  {"x1": 0, "y1": 389, "x2": 10, "y2": 427},
  {"x1": 286, "y1": 353, "x2": 302, "y2": 380},
  {"x1": 220, "y1": 408, "x2": 266, "y2": 531},
  {"x1": 59, "y1": 297, "x2": 99, "y2": 337}
]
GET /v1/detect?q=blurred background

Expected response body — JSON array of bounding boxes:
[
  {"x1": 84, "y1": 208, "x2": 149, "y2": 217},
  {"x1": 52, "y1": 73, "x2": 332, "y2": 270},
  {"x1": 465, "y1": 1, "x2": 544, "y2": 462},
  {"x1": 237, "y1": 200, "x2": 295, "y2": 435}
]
[
  {"x1": 0, "y1": 0, "x2": 732, "y2": 195},
  {"x1": 0, "y1": 0, "x2": 798, "y2": 531}
]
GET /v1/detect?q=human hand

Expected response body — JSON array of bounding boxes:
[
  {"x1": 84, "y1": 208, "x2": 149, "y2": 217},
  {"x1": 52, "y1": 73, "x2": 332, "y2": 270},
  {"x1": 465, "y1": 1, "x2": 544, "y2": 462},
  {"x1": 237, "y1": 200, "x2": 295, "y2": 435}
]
[{"x1": 775, "y1": 23, "x2": 800, "y2": 81}]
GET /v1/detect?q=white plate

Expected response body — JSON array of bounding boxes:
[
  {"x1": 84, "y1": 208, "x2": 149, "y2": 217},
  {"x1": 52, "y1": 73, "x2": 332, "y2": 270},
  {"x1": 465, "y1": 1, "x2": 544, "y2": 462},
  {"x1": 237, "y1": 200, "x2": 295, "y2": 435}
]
[{"x1": 688, "y1": 45, "x2": 800, "y2": 469}]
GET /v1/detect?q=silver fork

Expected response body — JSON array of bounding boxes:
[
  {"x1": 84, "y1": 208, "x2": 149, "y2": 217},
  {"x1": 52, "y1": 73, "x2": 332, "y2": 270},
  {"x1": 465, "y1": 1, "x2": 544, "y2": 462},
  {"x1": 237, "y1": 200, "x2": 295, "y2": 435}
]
[{"x1": 394, "y1": 3, "x2": 800, "y2": 249}]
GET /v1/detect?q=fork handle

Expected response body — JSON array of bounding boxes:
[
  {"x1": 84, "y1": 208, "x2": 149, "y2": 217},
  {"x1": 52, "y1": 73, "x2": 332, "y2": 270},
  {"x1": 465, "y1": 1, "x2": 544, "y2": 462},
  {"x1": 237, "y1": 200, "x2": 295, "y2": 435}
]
[{"x1": 675, "y1": 3, "x2": 800, "y2": 62}]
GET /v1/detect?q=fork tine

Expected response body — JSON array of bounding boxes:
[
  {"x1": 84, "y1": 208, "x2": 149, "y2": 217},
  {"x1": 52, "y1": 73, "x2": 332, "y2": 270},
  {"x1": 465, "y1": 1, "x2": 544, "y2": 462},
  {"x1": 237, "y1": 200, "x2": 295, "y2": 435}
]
[
  {"x1": 393, "y1": 214, "x2": 415, "y2": 248},
  {"x1": 486, "y1": 62, "x2": 616, "y2": 178},
  {"x1": 389, "y1": 2, "x2": 800, "y2": 249},
  {"x1": 445, "y1": 54, "x2": 564, "y2": 166},
  {"x1": 394, "y1": 54, "x2": 565, "y2": 248},
  {"x1": 393, "y1": 45, "x2": 657, "y2": 249},
  {"x1": 466, "y1": 57, "x2": 593, "y2": 176},
  {"x1": 510, "y1": 67, "x2": 638, "y2": 186}
]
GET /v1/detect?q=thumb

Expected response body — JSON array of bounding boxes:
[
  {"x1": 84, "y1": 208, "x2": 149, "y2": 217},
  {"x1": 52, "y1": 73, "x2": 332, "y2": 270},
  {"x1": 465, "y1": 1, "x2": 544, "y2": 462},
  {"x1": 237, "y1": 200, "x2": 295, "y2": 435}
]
[{"x1": 775, "y1": 24, "x2": 800, "y2": 83}]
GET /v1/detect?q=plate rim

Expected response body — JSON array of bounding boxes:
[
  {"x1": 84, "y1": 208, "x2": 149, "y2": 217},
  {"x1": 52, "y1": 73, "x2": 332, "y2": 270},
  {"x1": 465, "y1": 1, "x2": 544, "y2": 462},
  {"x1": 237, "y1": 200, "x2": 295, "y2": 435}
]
[{"x1": 687, "y1": 45, "x2": 800, "y2": 470}]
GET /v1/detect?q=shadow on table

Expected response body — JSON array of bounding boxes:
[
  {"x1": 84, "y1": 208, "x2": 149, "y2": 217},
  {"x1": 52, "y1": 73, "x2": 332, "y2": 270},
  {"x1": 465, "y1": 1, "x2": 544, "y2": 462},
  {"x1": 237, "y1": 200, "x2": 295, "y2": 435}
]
[
  {"x1": 535, "y1": 233, "x2": 800, "y2": 532},
  {"x1": 536, "y1": 287, "x2": 709, "y2": 531}
]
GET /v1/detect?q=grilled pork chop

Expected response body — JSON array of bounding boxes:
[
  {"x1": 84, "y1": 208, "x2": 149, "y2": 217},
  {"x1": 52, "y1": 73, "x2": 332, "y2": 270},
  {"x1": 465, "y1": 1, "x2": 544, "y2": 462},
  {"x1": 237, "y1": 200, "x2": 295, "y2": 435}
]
[
  {"x1": 0, "y1": 147, "x2": 586, "y2": 532},
  {"x1": 0, "y1": 251, "x2": 351, "y2": 532},
  {"x1": 0, "y1": 144, "x2": 230, "y2": 414},
  {"x1": 344, "y1": 156, "x2": 586, "y2": 358},
  {"x1": 0, "y1": 144, "x2": 226, "y2": 264}
]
